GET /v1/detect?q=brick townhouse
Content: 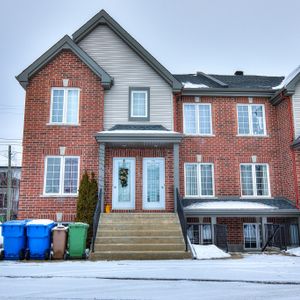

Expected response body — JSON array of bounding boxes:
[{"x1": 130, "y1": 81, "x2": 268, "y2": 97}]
[{"x1": 16, "y1": 10, "x2": 300, "y2": 258}]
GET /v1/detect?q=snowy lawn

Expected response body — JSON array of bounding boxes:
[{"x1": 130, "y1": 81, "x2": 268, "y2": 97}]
[{"x1": 1, "y1": 254, "x2": 300, "y2": 299}]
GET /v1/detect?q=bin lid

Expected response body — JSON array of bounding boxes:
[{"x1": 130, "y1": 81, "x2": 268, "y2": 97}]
[
  {"x1": 27, "y1": 219, "x2": 55, "y2": 226},
  {"x1": 2, "y1": 220, "x2": 28, "y2": 227},
  {"x1": 52, "y1": 225, "x2": 67, "y2": 231},
  {"x1": 68, "y1": 222, "x2": 89, "y2": 228}
]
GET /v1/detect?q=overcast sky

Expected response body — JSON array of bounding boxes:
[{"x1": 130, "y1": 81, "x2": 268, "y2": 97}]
[{"x1": 1, "y1": 0, "x2": 300, "y2": 165}]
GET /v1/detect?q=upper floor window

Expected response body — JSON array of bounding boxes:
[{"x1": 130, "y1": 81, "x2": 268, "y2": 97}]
[
  {"x1": 240, "y1": 163, "x2": 270, "y2": 197},
  {"x1": 129, "y1": 87, "x2": 150, "y2": 121},
  {"x1": 184, "y1": 163, "x2": 214, "y2": 197},
  {"x1": 44, "y1": 156, "x2": 79, "y2": 196},
  {"x1": 237, "y1": 104, "x2": 266, "y2": 136},
  {"x1": 50, "y1": 88, "x2": 80, "y2": 124},
  {"x1": 183, "y1": 104, "x2": 212, "y2": 135}
]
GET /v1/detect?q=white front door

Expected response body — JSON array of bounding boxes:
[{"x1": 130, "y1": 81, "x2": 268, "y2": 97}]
[
  {"x1": 143, "y1": 158, "x2": 165, "y2": 209},
  {"x1": 112, "y1": 158, "x2": 135, "y2": 209}
]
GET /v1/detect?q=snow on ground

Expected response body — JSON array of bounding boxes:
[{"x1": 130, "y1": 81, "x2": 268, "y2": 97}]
[
  {"x1": 286, "y1": 247, "x2": 300, "y2": 256},
  {"x1": 186, "y1": 201, "x2": 277, "y2": 210},
  {"x1": 1, "y1": 255, "x2": 300, "y2": 299},
  {"x1": 192, "y1": 244, "x2": 230, "y2": 259}
]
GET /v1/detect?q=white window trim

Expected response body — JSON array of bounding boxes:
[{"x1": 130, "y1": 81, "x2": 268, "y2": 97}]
[
  {"x1": 49, "y1": 87, "x2": 80, "y2": 125},
  {"x1": 183, "y1": 103, "x2": 213, "y2": 136},
  {"x1": 236, "y1": 104, "x2": 267, "y2": 136},
  {"x1": 43, "y1": 155, "x2": 80, "y2": 196},
  {"x1": 130, "y1": 90, "x2": 148, "y2": 118},
  {"x1": 184, "y1": 162, "x2": 215, "y2": 198},
  {"x1": 240, "y1": 163, "x2": 271, "y2": 198},
  {"x1": 243, "y1": 223, "x2": 261, "y2": 250}
]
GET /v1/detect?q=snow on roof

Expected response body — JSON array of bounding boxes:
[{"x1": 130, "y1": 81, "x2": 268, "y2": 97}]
[
  {"x1": 183, "y1": 81, "x2": 209, "y2": 88},
  {"x1": 27, "y1": 219, "x2": 54, "y2": 226},
  {"x1": 273, "y1": 65, "x2": 300, "y2": 89},
  {"x1": 186, "y1": 201, "x2": 278, "y2": 210},
  {"x1": 99, "y1": 130, "x2": 179, "y2": 134}
]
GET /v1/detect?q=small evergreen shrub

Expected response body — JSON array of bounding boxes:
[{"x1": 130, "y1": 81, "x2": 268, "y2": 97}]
[{"x1": 76, "y1": 171, "x2": 98, "y2": 247}]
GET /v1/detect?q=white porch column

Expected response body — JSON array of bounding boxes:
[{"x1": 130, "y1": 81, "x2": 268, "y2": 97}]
[
  {"x1": 98, "y1": 143, "x2": 105, "y2": 212},
  {"x1": 211, "y1": 216, "x2": 217, "y2": 244},
  {"x1": 261, "y1": 216, "x2": 267, "y2": 247}
]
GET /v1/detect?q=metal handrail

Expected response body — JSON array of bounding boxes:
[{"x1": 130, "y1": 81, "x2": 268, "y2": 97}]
[
  {"x1": 91, "y1": 188, "x2": 102, "y2": 253},
  {"x1": 176, "y1": 188, "x2": 188, "y2": 251}
]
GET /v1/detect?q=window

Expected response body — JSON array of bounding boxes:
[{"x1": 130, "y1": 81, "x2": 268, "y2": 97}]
[
  {"x1": 244, "y1": 223, "x2": 261, "y2": 249},
  {"x1": 44, "y1": 156, "x2": 79, "y2": 195},
  {"x1": 183, "y1": 104, "x2": 212, "y2": 135},
  {"x1": 240, "y1": 163, "x2": 270, "y2": 197},
  {"x1": 237, "y1": 104, "x2": 266, "y2": 136},
  {"x1": 129, "y1": 87, "x2": 150, "y2": 120},
  {"x1": 187, "y1": 224, "x2": 212, "y2": 245},
  {"x1": 50, "y1": 88, "x2": 80, "y2": 124},
  {"x1": 184, "y1": 163, "x2": 214, "y2": 197}
]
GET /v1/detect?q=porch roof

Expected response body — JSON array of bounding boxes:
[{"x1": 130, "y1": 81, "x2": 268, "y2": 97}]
[
  {"x1": 95, "y1": 124, "x2": 183, "y2": 145},
  {"x1": 182, "y1": 197, "x2": 300, "y2": 217}
]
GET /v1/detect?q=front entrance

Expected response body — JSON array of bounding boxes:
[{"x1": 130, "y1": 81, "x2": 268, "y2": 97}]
[
  {"x1": 112, "y1": 158, "x2": 135, "y2": 209},
  {"x1": 143, "y1": 158, "x2": 165, "y2": 209}
]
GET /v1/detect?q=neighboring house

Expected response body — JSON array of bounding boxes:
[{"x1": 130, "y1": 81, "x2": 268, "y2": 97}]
[
  {"x1": 0, "y1": 166, "x2": 21, "y2": 220},
  {"x1": 16, "y1": 10, "x2": 300, "y2": 257}
]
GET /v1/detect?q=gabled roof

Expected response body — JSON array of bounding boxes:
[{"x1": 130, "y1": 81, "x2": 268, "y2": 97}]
[
  {"x1": 72, "y1": 10, "x2": 182, "y2": 92},
  {"x1": 270, "y1": 66, "x2": 300, "y2": 105},
  {"x1": 16, "y1": 35, "x2": 112, "y2": 89}
]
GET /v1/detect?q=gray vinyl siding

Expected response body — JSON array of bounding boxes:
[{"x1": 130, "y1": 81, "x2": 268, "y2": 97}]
[
  {"x1": 292, "y1": 82, "x2": 300, "y2": 138},
  {"x1": 78, "y1": 25, "x2": 173, "y2": 130}
]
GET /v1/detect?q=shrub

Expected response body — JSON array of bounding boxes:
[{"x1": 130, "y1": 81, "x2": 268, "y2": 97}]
[{"x1": 76, "y1": 171, "x2": 98, "y2": 247}]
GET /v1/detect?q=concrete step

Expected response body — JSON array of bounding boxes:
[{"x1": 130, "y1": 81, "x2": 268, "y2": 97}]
[
  {"x1": 99, "y1": 223, "x2": 180, "y2": 231},
  {"x1": 101, "y1": 213, "x2": 177, "y2": 218},
  {"x1": 94, "y1": 243, "x2": 186, "y2": 252},
  {"x1": 98, "y1": 229, "x2": 182, "y2": 237},
  {"x1": 100, "y1": 219, "x2": 180, "y2": 225},
  {"x1": 90, "y1": 250, "x2": 192, "y2": 260},
  {"x1": 95, "y1": 236, "x2": 184, "y2": 244}
]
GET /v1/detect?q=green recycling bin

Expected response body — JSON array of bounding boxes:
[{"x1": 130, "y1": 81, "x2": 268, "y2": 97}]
[{"x1": 67, "y1": 222, "x2": 89, "y2": 259}]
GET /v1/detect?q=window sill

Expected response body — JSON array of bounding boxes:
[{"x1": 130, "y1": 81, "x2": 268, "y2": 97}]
[
  {"x1": 240, "y1": 196, "x2": 273, "y2": 199},
  {"x1": 184, "y1": 196, "x2": 217, "y2": 199},
  {"x1": 40, "y1": 194, "x2": 78, "y2": 198},
  {"x1": 236, "y1": 134, "x2": 269, "y2": 138},
  {"x1": 46, "y1": 123, "x2": 81, "y2": 126}
]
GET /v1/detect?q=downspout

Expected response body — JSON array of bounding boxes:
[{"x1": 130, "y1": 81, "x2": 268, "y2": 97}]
[{"x1": 286, "y1": 95, "x2": 300, "y2": 209}]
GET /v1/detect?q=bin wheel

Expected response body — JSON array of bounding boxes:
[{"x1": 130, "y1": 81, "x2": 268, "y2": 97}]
[
  {"x1": 44, "y1": 250, "x2": 50, "y2": 260},
  {"x1": 25, "y1": 250, "x2": 30, "y2": 260},
  {"x1": 82, "y1": 253, "x2": 87, "y2": 259},
  {"x1": 0, "y1": 250, "x2": 4, "y2": 260},
  {"x1": 64, "y1": 252, "x2": 69, "y2": 260},
  {"x1": 19, "y1": 249, "x2": 25, "y2": 260}
]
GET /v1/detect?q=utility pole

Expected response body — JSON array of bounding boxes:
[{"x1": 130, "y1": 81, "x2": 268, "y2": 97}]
[{"x1": 6, "y1": 145, "x2": 12, "y2": 221}]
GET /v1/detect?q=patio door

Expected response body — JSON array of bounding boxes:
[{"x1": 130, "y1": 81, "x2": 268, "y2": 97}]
[
  {"x1": 143, "y1": 158, "x2": 165, "y2": 209},
  {"x1": 112, "y1": 158, "x2": 135, "y2": 209}
]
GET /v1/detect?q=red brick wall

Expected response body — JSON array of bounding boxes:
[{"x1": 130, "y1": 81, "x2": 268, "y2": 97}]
[
  {"x1": 104, "y1": 147, "x2": 174, "y2": 212},
  {"x1": 176, "y1": 96, "x2": 296, "y2": 201},
  {"x1": 18, "y1": 50, "x2": 104, "y2": 221},
  {"x1": 275, "y1": 97, "x2": 297, "y2": 203}
]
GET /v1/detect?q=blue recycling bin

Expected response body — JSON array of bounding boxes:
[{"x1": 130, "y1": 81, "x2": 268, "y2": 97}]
[
  {"x1": 26, "y1": 219, "x2": 55, "y2": 259},
  {"x1": 1, "y1": 220, "x2": 29, "y2": 260}
]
